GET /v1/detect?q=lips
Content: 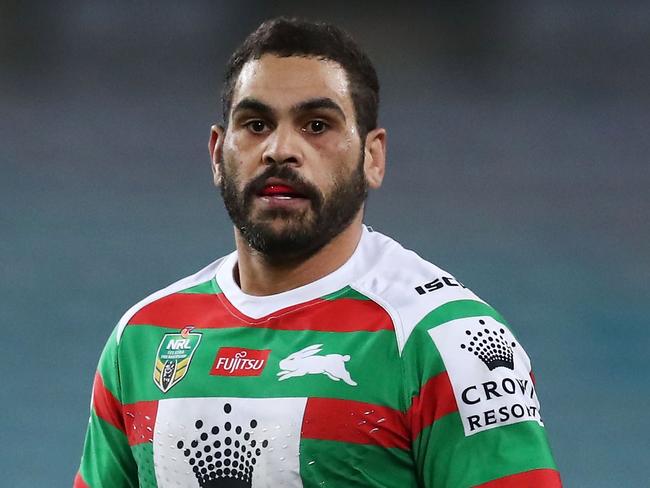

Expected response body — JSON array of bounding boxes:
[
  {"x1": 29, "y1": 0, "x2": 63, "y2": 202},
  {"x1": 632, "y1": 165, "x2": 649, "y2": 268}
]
[{"x1": 258, "y1": 179, "x2": 307, "y2": 199}]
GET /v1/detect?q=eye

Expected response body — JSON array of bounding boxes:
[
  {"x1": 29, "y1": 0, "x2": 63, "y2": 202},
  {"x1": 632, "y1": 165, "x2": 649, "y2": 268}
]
[
  {"x1": 303, "y1": 120, "x2": 328, "y2": 134},
  {"x1": 245, "y1": 120, "x2": 270, "y2": 134}
]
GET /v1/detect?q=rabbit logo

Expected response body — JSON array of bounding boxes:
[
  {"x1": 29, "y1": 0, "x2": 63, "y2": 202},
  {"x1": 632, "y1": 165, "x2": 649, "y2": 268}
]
[{"x1": 277, "y1": 344, "x2": 357, "y2": 386}]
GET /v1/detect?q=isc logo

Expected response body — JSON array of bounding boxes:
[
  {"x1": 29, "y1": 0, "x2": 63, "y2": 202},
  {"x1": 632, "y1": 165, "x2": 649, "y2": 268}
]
[
  {"x1": 166, "y1": 339, "x2": 192, "y2": 350},
  {"x1": 414, "y1": 276, "x2": 466, "y2": 295}
]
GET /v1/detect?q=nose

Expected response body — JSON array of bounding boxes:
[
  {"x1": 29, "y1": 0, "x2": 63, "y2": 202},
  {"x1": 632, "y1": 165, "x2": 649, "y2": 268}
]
[{"x1": 262, "y1": 124, "x2": 302, "y2": 166}]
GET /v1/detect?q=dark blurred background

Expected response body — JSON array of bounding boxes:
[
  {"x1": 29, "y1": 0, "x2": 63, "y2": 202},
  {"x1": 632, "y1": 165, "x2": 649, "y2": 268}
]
[{"x1": 1, "y1": 1, "x2": 648, "y2": 486}]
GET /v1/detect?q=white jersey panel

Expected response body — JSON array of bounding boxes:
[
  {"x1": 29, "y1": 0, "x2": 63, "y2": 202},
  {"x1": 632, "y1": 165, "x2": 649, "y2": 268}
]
[
  {"x1": 428, "y1": 316, "x2": 542, "y2": 436},
  {"x1": 153, "y1": 397, "x2": 307, "y2": 488},
  {"x1": 351, "y1": 229, "x2": 485, "y2": 354}
]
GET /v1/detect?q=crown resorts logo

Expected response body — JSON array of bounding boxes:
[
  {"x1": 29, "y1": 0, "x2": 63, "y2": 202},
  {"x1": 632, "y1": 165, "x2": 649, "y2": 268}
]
[
  {"x1": 428, "y1": 316, "x2": 543, "y2": 436},
  {"x1": 459, "y1": 319, "x2": 517, "y2": 370},
  {"x1": 176, "y1": 403, "x2": 269, "y2": 487}
]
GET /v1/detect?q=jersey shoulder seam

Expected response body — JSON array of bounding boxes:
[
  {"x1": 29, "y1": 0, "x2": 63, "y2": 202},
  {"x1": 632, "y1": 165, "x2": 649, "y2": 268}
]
[
  {"x1": 115, "y1": 256, "x2": 227, "y2": 343},
  {"x1": 352, "y1": 230, "x2": 484, "y2": 353}
]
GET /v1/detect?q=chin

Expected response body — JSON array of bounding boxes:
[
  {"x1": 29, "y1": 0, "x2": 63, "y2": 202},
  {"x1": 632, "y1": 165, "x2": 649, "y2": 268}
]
[
  {"x1": 241, "y1": 219, "x2": 323, "y2": 260},
  {"x1": 253, "y1": 210, "x2": 314, "y2": 232}
]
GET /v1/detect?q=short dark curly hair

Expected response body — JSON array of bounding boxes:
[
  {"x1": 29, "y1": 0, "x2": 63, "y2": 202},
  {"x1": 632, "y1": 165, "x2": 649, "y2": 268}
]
[{"x1": 221, "y1": 18, "x2": 379, "y2": 139}]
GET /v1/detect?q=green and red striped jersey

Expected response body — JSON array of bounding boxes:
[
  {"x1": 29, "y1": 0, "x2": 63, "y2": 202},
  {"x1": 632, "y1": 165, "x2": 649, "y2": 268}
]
[{"x1": 75, "y1": 227, "x2": 560, "y2": 487}]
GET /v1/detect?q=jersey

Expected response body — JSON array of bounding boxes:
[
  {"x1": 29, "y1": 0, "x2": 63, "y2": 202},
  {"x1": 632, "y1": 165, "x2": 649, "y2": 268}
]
[{"x1": 74, "y1": 227, "x2": 561, "y2": 487}]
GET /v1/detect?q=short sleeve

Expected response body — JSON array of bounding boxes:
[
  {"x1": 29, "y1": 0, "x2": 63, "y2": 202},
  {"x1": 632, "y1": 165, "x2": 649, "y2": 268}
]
[
  {"x1": 401, "y1": 300, "x2": 561, "y2": 487},
  {"x1": 74, "y1": 326, "x2": 138, "y2": 487}
]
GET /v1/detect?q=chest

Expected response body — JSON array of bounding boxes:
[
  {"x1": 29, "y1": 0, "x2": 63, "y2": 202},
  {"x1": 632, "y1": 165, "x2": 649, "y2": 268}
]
[{"x1": 118, "y1": 314, "x2": 416, "y2": 487}]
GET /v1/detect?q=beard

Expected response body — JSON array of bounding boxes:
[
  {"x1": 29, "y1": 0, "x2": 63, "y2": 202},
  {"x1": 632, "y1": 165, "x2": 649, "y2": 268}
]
[{"x1": 219, "y1": 150, "x2": 367, "y2": 263}]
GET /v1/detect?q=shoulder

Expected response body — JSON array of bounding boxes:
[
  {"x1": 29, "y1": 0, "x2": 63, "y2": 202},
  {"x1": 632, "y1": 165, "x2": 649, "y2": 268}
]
[
  {"x1": 354, "y1": 232, "x2": 545, "y2": 439},
  {"x1": 351, "y1": 229, "x2": 492, "y2": 353},
  {"x1": 114, "y1": 255, "x2": 230, "y2": 343}
]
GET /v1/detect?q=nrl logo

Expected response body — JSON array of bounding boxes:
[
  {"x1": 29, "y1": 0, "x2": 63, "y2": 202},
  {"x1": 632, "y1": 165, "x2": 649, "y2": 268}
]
[
  {"x1": 277, "y1": 344, "x2": 357, "y2": 386},
  {"x1": 153, "y1": 326, "x2": 202, "y2": 393}
]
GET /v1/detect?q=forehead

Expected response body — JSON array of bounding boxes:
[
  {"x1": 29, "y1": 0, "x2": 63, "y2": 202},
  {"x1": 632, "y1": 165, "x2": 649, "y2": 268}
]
[{"x1": 232, "y1": 55, "x2": 353, "y2": 115}]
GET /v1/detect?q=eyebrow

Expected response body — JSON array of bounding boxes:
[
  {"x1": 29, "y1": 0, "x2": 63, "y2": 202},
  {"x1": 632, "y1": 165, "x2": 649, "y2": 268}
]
[
  {"x1": 231, "y1": 98, "x2": 274, "y2": 118},
  {"x1": 231, "y1": 96, "x2": 346, "y2": 121},
  {"x1": 292, "y1": 97, "x2": 346, "y2": 121}
]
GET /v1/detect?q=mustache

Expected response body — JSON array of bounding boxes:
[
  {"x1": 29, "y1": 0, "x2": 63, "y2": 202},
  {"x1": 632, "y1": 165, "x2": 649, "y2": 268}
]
[{"x1": 243, "y1": 166, "x2": 323, "y2": 206}]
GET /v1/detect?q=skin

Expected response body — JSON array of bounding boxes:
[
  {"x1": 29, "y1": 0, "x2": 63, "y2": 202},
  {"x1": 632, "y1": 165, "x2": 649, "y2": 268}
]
[{"x1": 209, "y1": 54, "x2": 386, "y2": 296}]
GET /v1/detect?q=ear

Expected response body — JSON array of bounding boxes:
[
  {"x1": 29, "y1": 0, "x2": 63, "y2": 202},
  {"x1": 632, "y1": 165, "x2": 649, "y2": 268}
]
[
  {"x1": 296, "y1": 344, "x2": 323, "y2": 358},
  {"x1": 363, "y1": 128, "x2": 386, "y2": 189},
  {"x1": 209, "y1": 124, "x2": 225, "y2": 187}
]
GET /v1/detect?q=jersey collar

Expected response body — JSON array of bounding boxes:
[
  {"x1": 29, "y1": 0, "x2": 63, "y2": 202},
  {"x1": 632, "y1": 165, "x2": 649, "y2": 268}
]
[{"x1": 215, "y1": 226, "x2": 375, "y2": 319}]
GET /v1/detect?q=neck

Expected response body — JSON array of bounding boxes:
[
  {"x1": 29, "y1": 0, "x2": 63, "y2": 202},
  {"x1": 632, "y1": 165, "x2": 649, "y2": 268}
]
[{"x1": 233, "y1": 214, "x2": 364, "y2": 296}]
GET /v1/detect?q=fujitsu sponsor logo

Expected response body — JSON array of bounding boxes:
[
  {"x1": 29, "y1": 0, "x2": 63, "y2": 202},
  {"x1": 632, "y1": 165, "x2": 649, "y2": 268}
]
[{"x1": 210, "y1": 347, "x2": 270, "y2": 377}]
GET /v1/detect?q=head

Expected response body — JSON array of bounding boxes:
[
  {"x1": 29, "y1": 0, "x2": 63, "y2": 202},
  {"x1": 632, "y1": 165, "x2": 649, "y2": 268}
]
[
  {"x1": 209, "y1": 18, "x2": 386, "y2": 263},
  {"x1": 222, "y1": 17, "x2": 379, "y2": 141}
]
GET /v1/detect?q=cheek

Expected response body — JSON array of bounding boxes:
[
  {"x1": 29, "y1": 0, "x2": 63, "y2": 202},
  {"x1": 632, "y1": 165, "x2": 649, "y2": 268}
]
[
  {"x1": 223, "y1": 145, "x2": 254, "y2": 181},
  {"x1": 309, "y1": 144, "x2": 359, "y2": 190},
  {"x1": 220, "y1": 155, "x2": 244, "y2": 190},
  {"x1": 225, "y1": 133, "x2": 261, "y2": 165},
  {"x1": 309, "y1": 132, "x2": 357, "y2": 168},
  {"x1": 330, "y1": 135, "x2": 361, "y2": 174}
]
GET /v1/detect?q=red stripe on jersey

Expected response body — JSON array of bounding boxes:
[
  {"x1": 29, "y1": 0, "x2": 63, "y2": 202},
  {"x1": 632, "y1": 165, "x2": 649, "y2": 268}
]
[
  {"x1": 73, "y1": 472, "x2": 89, "y2": 488},
  {"x1": 530, "y1": 371, "x2": 537, "y2": 384},
  {"x1": 123, "y1": 400, "x2": 159, "y2": 446},
  {"x1": 407, "y1": 371, "x2": 458, "y2": 439},
  {"x1": 264, "y1": 297, "x2": 393, "y2": 332},
  {"x1": 92, "y1": 372, "x2": 125, "y2": 434},
  {"x1": 129, "y1": 293, "x2": 394, "y2": 332},
  {"x1": 475, "y1": 468, "x2": 562, "y2": 487},
  {"x1": 302, "y1": 398, "x2": 409, "y2": 449},
  {"x1": 129, "y1": 293, "x2": 242, "y2": 328}
]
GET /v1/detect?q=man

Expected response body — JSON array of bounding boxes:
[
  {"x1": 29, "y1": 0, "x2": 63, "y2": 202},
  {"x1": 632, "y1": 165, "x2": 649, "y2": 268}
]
[{"x1": 75, "y1": 18, "x2": 561, "y2": 488}]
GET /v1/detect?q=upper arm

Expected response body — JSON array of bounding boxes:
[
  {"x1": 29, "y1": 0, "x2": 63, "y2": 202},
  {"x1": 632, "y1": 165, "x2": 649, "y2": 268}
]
[
  {"x1": 402, "y1": 300, "x2": 561, "y2": 487},
  {"x1": 75, "y1": 326, "x2": 138, "y2": 488}
]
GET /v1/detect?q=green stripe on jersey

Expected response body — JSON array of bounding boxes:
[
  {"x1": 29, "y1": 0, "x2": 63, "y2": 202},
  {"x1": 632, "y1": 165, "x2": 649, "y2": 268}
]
[
  {"x1": 132, "y1": 443, "x2": 157, "y2": 488},
  {"x1": 322, "y1": 286, "x2": 371, "y2": 301},
  {"x1": 400, "y1": 300, "x2": 509, "y2": 396},
  {"x1": 416, "y1": 412, "x2": 556, "y2": 487},
  {"x1": 413, "y1": 300, "x2": 508, "y2": 335},
  {"x1": 118, "y1": 325, "x2": 403, "y2": 408},
  {"x1": 79, "y1": 413, "x2": 138, "y2": 487},
  {"x1": 299, "y1": 439, "x2": 417, "y2": 487},
  {"x1": 178, "y1": 279, "x2": 221, "y2": 295},
  {"x1": 97, "y1": 326, "x2": 121, "y2": 400}
]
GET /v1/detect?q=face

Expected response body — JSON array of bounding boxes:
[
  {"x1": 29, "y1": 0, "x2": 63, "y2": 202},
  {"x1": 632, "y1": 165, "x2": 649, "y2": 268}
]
[{"x1": 212, "y1": 55, "x2": 383, "y2": 262}]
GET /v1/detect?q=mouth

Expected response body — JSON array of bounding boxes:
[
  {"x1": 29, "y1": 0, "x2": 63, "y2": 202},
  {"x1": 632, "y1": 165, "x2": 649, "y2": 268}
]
[
  {"x1": 257, "y1": 178, "x2": 309, "y2": 201},
  {"x1": 245, "y1": 171, "x2": 321, "y2": 215}
]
